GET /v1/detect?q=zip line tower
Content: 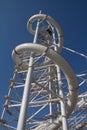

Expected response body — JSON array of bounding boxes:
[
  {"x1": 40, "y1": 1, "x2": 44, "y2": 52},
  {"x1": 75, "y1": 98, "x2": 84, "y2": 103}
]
[{"x1": 0, "y1": 11, "x2": 87, "y2": 130}]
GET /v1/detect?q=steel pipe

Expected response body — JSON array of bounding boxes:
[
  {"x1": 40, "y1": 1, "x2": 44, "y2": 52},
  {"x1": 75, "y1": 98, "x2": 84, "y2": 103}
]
[
  {"x1": 27, "y1": 14, "x2": 64, "y2": 52},
  {"x1": 12, "y1": 43, "x2": 78, "y2": 129}
]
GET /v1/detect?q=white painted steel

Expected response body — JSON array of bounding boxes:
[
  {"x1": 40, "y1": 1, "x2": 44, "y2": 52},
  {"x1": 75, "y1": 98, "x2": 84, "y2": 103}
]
[
  {"x1": 59, "y1": 88, "x2": 68, "y2": 130},
  {"x1": 12, "y1": 43, "x2": 78, "y2": 129},
  {"x1": 16, "y1": 55, "x2": 33, "y2": 130},
  {"x1": 1, "y1": 12, "x2": 87, "y2": 130},
  {"x1": 16, "y1": 14, "x2": 40, "y2": 130},
  {"x1": 27, "y1": 14, "x2": 64, "y2": 52},
  {"x1": 57, "y1": 66, "x2": 68, "y2": 130}
]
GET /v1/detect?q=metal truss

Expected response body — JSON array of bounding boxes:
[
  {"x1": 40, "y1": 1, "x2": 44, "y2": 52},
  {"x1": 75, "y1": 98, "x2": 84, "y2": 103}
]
[{"x1": 0, "y1": 11, "x2": 87, "y2": 130}]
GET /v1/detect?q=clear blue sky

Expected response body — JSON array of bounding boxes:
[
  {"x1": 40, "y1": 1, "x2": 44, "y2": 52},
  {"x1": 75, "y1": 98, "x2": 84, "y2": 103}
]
[{"x1": 0, "y1": 0, "x2": 87, "y2": 116}]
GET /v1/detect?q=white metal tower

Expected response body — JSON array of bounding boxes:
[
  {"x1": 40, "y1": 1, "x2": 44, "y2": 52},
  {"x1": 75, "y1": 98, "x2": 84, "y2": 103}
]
[{"x1": 0, "y1": 11, "x2": 87, "y2": 130}]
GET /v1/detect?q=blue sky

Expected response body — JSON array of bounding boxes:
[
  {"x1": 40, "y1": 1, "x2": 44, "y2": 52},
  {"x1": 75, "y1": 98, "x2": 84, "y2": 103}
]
[{"x1": 0, "y1": 0, "x2": 87, "y2": 116}]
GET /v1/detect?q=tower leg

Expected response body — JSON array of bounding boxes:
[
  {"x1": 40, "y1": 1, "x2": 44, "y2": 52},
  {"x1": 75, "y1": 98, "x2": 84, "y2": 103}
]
[
  {"x1": 56, "y1": 66, "x2": 68, "y2": 130},
  {"x1": 60, "y1": 88, "x2": 68, "y2": 130},
  {"x1": 17, "y1": 13, "x2": 40, "y2": 130},
  {"x1": 17, "y1": 56, "x2": 33, "y2": 130}
]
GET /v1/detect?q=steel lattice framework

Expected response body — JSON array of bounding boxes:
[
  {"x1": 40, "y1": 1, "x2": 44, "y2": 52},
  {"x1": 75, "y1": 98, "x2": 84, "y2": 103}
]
[{"x1": 0, "y1": 11, "x2": 87, "y2": 130}]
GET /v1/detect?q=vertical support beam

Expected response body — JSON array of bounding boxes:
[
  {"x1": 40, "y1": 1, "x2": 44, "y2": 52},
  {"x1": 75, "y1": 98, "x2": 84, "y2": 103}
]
[
  {"x1": 59, "y1": 87, "x2": 68, "y2": 130},
  {"x1": 57, "y1": 67, "x2": 68, "y2": 130},
  {"x1": 52, "y1": 27, "x2": 68, "y2": 130},
  {"x1": 48, "y1": 67, "x2": 52, "y2": 123},
  {"x1": 17, "y1": 55, "x2": 33, "y2": 130},
  {"x1": 17, "y1": 11, "x2": 41, "y2": 130}
]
